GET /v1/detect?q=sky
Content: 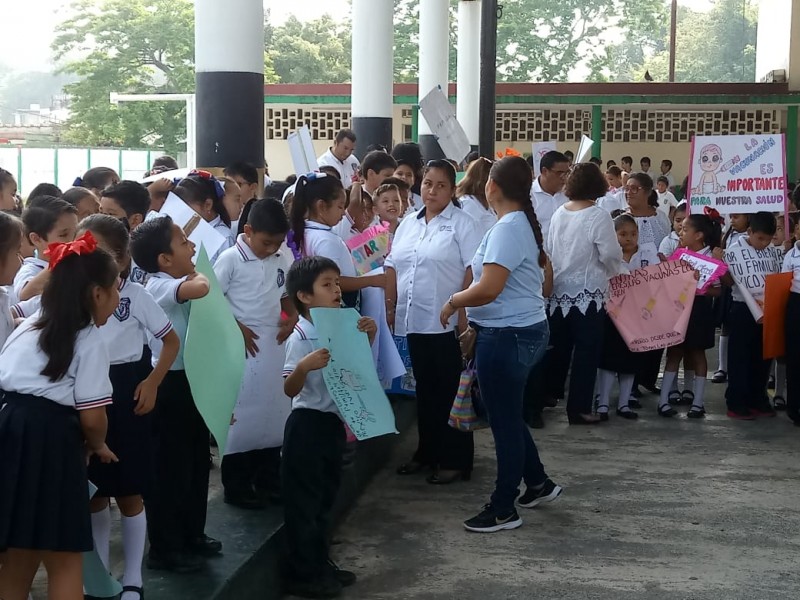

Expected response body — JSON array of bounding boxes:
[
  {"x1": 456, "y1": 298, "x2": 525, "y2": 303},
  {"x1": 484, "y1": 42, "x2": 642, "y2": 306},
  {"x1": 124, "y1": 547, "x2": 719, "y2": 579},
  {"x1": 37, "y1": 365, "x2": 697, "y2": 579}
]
[{"x1": 2, "y1": 0, "x2": 352, "y2": 73}]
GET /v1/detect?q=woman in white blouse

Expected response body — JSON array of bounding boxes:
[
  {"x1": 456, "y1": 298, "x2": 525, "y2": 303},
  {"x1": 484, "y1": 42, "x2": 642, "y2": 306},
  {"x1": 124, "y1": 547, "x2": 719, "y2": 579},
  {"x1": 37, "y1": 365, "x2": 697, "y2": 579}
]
[
  {"x1": 385, "y1": 160, "x2": 482, "y2": 484},
  {"x1": 456, "y1": 157, "x2": 496, "y2": 235},
  {"x1": 546, "y1": 163, "x2": 623, "y2": 425}
]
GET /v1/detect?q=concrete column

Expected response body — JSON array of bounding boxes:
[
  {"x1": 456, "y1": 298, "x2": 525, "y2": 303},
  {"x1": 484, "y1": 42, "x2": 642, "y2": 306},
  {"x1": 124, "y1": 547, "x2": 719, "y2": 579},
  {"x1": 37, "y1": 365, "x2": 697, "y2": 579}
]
[
  {"x1": 418, "y1": 0, "x2": 450, "y2": 160},
  {"x1": 457, "y1": 0, "x2": 481, "y2": 150},
  {"x1": 195, "y1": 0, "x2": 264, "y2": 174},
  {"x1": 351, "y1": 0, "x2": 394, "y2": 159}
]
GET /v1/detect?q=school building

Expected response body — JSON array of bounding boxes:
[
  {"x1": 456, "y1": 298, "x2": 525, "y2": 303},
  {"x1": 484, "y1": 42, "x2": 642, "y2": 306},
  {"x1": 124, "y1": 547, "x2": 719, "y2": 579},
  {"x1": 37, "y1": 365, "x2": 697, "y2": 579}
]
[{"x1": 263, "y1": 82, "x2": 800, "y2": 187}]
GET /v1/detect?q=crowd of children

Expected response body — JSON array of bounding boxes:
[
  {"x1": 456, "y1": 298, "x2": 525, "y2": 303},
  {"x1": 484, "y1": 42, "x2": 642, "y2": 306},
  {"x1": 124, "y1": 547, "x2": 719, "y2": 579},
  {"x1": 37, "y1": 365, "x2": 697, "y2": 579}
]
[{"x1": 0, "y1": 137, "x2": 798, "y2": 600}]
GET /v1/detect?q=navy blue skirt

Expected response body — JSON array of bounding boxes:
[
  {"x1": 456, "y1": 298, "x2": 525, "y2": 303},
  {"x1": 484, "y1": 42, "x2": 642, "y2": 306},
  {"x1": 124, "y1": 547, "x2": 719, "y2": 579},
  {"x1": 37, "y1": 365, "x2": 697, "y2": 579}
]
[
  {"x1": 87, "y1": 362, "x2": 155, "y2": 498},
  {"x1": 685, "y1": 295, "x2": 716, "y2": 350},
  {"x1": 0, "y1": 392, "x2": 92, "y2": 552}
]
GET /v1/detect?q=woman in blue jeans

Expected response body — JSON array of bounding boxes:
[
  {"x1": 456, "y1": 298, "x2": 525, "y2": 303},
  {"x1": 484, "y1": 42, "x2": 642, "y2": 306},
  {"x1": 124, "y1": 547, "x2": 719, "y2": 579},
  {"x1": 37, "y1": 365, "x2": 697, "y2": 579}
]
[{"x1": 440, "y1": 156, "x2": 563, "y2": 533}]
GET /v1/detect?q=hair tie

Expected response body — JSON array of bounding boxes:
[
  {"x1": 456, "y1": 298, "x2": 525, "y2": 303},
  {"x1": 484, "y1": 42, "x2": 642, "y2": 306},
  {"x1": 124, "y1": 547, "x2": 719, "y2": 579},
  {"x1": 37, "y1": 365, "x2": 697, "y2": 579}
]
[
  {"x1": 46, "y1": 231, "x2": 97, "y2": 270},
  {"x1": 703, "y1": 206, "x2": 724, "y2": 225},
  {"x1": 73, "y1": 176, "x2": 83, "y2": 187},
  {"x1": 189, "y1": 169, "x2": 226, "y2": 201},
  {"x1": 304, "y1": 171, "x2": 326, "y2": 182},
  {"x1": 285, "y1": 230, "x2": 303, "y2": 262}
]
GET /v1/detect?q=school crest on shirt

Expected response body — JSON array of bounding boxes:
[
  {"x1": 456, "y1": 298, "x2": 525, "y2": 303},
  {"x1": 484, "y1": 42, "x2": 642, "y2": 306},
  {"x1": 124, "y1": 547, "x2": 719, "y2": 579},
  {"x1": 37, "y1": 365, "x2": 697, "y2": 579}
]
[
  {"x1": 114, "y1": 298, "x2": 131, "y2": 322},
  {"x1": 277, "y1": 268, "x2": 286, "y2": 288},
  {"x1": 130, "y1": 266, "x2": 148, "y2": 285}
]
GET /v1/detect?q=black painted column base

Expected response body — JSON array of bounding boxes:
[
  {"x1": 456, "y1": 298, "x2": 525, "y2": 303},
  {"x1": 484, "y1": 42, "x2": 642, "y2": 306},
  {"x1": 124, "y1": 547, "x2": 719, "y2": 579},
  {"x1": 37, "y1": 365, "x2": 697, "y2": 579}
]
[
  {"x1": 419, "y1": 134, "x2": 445, "y2": 162},
  {"x1": 352, "y1": 117, "x2": 393, "y2": 160}
]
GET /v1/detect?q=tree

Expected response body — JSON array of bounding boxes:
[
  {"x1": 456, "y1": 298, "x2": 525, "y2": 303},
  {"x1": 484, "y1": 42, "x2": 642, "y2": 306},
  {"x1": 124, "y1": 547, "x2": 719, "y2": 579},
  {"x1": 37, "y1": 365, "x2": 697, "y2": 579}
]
[
  {"x1": 52, "y1": 0, "x2": 195, "y2": 154},
  {"x1": 393, "y1": 0, "x2": 458, "y2": 84},
  {"x1": 267, "y1": 15, "x2": 352, "y2": 84}
]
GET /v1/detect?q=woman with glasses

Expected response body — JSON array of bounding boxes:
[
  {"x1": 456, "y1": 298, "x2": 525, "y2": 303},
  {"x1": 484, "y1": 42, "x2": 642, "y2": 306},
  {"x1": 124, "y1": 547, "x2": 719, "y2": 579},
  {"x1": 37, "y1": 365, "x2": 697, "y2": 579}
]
[
  {"x1": 385, "y1": 160, "x2": 482, "y2": 485},
  {"x1": 546, "y1": 163, "x2": 623, "y2": 425}
]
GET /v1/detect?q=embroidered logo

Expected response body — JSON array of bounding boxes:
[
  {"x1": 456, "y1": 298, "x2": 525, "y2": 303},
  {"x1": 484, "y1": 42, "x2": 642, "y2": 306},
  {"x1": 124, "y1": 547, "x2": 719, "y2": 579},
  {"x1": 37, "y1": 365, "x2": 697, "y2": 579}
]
[
  {"x1": 130, "y1": 267, "x2": 147, "y2": 284},
  {"x1": 439, "y1": 225, "x2": 453, "y2": 232},
  {"x1": 114, "y1": 298, "x2": 131, "y2": 322},
  {"x1": 277, "y1": 268, "x2": 286, "y2": 287}
]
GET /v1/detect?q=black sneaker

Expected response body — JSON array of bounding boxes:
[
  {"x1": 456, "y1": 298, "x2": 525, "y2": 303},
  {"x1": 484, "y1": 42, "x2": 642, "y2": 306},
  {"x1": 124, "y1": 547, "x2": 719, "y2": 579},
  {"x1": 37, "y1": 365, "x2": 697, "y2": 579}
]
[
  {"x1": 464, "y1": 504, "x2": 522, "y2": 533},
  {"x1": 326, "y1": 559, "x2": 356, "y2": 587},
  {"x1": 517, "y1": 478, "x2": 563, "y2": 509},
  {"x1": 146, "y1": 549, "x2": 204, "y2": 573},
  {"x1": 284, "y1": 576, "x2": 342, "y2": 599}
]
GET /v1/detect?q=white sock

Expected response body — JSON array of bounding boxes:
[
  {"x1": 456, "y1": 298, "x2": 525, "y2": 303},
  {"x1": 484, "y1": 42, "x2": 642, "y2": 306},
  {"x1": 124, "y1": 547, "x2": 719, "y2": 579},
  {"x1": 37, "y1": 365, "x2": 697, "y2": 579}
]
[
  {"x1": 120, "y1": 510, "x2": 147, "y2": 596},
  {"x1": 596, "y1": 370, "x2": 615, "y2": 413},
  {"x1": 91, "y1": 506, "x2": 112, "y2": 570},
  {"x1": 776, "y1": 362, "x2": 787, "y2": 398},
  {"x1": 618, "y1": 374, "x2": 635, "y2": 411},
  {"x1": 670, "y1": 372, "x2": 679, "y2": 393},
  {"x1": 718, "y1": 336, "x2": 729, "y2": 372},
  {"x1": 683, "y1": 369, "x2": 695, "y2": 394},
  {"x1": 693, "y1": 377, "x2": 706, "y2": 409},
  {"x1": 660, "y1": 371, "x2": 678, "y2": 409}
]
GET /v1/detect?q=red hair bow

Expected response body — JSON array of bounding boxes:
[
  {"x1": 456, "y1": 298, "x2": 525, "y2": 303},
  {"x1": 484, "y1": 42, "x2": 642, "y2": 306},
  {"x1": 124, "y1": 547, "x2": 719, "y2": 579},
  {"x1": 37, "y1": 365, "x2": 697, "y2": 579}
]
[
  {"x1": 46, "y1": 231, "x2": 98, "y2": 270},
  {"x1": 703, "y1": 206, "x2": 725, "y2": 225}
]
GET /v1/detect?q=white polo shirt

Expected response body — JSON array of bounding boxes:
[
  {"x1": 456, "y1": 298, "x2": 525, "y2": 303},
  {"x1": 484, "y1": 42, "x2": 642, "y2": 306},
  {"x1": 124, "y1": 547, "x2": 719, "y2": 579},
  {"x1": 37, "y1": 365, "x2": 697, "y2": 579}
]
[
  {"x1": 214, "y1": 234, "x2": 290, "y2": 329},
  {"x1": 530, "y1": 178, "x2": 567, "y2": 245},
  {"x1": 99, "y1": 278, "x2": 172, "y2": 365},
  {"x1": 0, "y1": 317, "x2": 113, "y2": 410},
  {"x1": 12, "y1": 257, "x2": 47, "y2": 298},
  {"x1": 385, "y1": 202, "x2": 482, "y2": 336},
  {"x1": 282, "y1": 315, "x2": 339, "y2": 415},
  {"x1": 783, "y1": 242, "x2": 800, "y2": 294},
  {"x1": 303, "y1": 220, "x2": 356, "y2": 277},
  {"x1": 317, "y1": 149, "x2": 360, "y2": 184},
  {"x1": 0, "y1": 287, "x2": 14, "y2": 349},
  {"x1": 459, "y1": 195, "x2": 496, "y2": 236},
  {"x1": 145, "y1": 272, "x2": 190, "y2": 370}
]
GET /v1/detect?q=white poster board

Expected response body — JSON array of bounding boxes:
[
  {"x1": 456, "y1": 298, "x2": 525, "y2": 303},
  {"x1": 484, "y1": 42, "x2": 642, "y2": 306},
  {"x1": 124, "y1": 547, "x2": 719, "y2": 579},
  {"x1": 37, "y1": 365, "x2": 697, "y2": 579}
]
[
  {"x1": 155, "y1": 192, "x2": 228, "y2": 262},
  {"x1": 687, "y1": 134, "x2": 787, "y2": 214},
  {"x1": 419, "y1": 86, "x2": 472, "y2": 163},
  {"x1": 288, "y1": 125, "x2": 317, "y2": 175},
  {"x1": 531, "y1": 142, "x2": 557, "y2": 176},
  {"x1": 576, "y1": 134, "x2": 594, "y2": 163}
]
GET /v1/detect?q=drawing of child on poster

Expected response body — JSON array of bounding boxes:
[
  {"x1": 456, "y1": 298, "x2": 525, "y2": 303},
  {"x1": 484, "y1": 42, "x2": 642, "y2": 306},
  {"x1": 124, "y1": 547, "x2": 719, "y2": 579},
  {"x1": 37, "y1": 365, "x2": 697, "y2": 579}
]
[{"x1": 693, "y1": 143, "x2": 726, "y2": 195}]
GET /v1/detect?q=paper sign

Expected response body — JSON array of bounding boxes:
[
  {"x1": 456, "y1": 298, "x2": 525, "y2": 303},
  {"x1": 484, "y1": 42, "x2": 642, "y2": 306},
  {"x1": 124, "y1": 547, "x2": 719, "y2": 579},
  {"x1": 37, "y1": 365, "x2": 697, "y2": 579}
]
[
  {"x1": 763, "y1": 272, "x2": 793, "y2": 358},
  {"x1": 360, "y1": 274, "x2": 407, "y2": 388},
  {"x1": 724, "y1": 241, "x2": 783, "y2": 307},
  {"x1": 184, "y1": 247, "x2": 246, "y2": 456},
  {"x1": 387, "y1": 336, "x2": 416, "y2": 395},
  {"x1": 345, "y1": 222, "x2": 391, "y2": 275},
  {"x1": 532, "y1": 142, "x2": 557, "y2": 176},
  {"x1": 419, "y1": 86, "x2": 472, "y2": 163},
  {"x1": 687, "y1": 134, "x2": 787, "y2": 214},
  {"x1": 288, "y1": 125, "x2": 317, "y2": 175},
  {"x1": 158, "y1": 192, "x2": 228, "y2": 263},
  {"x1": 310, "y1": 307, "x2": 398, "y2": 440},
  {"x1": 606, "y1": 261, "x2": 698, "y2": 352},
  {"x1": 576, "y1": 135, "x2": 594, "y2": 163},
  {"x1": 670, "y1": 248, "x2": 729, "y2": 294},
  {"x1": 83, "y1": 482, "x2": 123, "y2": 598}
]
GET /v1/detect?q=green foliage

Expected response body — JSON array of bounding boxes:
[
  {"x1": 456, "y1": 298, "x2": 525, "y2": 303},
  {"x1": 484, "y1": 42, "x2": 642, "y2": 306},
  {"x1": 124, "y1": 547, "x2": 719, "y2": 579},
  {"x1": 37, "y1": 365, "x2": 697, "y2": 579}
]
[{"x1": 267, "y1": 15, "x2": 352, "y2": 84}]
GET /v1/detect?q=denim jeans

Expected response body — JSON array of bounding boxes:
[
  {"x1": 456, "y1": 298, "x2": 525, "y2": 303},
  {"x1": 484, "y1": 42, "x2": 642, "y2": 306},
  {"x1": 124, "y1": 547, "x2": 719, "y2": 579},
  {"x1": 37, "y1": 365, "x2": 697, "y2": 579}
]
[{"x1": 475, "y1": 321, "x2": 550, "y2": 513}]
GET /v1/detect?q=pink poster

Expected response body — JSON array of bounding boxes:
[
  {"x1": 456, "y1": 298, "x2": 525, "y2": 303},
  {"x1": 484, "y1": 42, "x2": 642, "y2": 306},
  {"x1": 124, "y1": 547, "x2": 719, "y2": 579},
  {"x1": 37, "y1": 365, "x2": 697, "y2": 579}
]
[{"x1": 606, "y1": 261, "x2": 698, "y2": 352}]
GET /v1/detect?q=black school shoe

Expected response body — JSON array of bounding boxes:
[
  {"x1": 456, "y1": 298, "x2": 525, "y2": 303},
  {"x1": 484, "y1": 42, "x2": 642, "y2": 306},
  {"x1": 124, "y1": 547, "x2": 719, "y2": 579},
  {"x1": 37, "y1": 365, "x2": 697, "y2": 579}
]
[
  {"x1": 326, "y1": 559, "x2": 357, "y2": 587},
  {"x1": 284, "y1": 576, "x2": 342, "y2": 599},
  {"x1": 464, "y1": 504, "x2": 522, "y2": 533},
  {"x1": 146, "y1": 549, "x2": 203, "y2": 573},
  {"x1": 225, "y1": 489, "x2": 267, "y2": 510},
  {"x1": 186, "y1": 534, "x2": 223, "y2": 557}
]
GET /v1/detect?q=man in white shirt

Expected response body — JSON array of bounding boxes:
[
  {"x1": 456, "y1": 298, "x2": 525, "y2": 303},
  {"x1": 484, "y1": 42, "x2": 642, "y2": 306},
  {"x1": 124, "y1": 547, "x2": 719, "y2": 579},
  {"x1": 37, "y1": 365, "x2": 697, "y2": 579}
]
[
  {"x1": 317, "y1": 129, "x2": 360, "y2": 184},
  {"x1": 659, "y1": 159, "x2": 676, "y2": 189},
  {"x1": 530, "y1": 151, "x2": 570, "y2": 243}
]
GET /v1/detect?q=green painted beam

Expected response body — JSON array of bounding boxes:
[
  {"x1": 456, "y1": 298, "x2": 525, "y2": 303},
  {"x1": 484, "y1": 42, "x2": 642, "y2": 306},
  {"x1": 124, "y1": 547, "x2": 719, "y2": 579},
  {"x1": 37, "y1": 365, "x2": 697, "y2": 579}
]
[
  {"x1": 591, "y1": 105, "x2": 602, "y2": 159},
  {"x1": 411, "y1": 105, "x2": 419, "y2": 143},
  {"x1": 787, "y1": 105, "x2": 798, "y2": 183}
]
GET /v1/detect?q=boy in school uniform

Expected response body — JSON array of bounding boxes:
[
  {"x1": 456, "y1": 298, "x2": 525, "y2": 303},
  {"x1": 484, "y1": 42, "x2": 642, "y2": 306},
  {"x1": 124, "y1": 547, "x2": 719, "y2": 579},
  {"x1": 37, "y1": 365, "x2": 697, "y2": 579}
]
[
  {"x1": 281, "y1": 257, "x2": 377, "y2": 599},
  {"x1": 213, "y1": 199, "x2": 297, "y2": 509},
  {"x1": 723, "y1": 211, "x2": 783, "y2": 419},
  {"x1": 130, "y1": 215, "x2": 219, "y2": 574},
  {"x1": 99, "y1": 180, "x2": 152, "y2": 284}
]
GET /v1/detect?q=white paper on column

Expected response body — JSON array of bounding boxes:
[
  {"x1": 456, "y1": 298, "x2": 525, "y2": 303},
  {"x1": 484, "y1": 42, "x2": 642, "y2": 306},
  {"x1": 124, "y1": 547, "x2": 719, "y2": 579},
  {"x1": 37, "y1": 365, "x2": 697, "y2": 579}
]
[
  {"x1": 288, "y1": 125, "x2": 317, "y2": 175},
  {"x1": 157, "y1": 192, "x2": 227, "y2": 263},
  {"x1": 359, "y1": 269, "x2": 407, "y2": 387},
  {"x1": 531, "y1": 142, "x2": 557, "y2": 177},
  {"x1": 576, "y1": 135, "x2": 594, "y2": 163},
  {"x1": 419, "y1": 86, "x2": 472, "y2": 163}
]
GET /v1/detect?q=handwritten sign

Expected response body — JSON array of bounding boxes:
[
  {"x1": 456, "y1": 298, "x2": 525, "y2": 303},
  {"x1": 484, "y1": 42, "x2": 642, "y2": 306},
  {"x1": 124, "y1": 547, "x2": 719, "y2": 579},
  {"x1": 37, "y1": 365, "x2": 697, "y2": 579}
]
[
  {"x1": 387, "y1": 336, "x2": 416, "y2": 396},
  {"x1": 724, "y1": 240, "x2": 783, "y2": 304},
  {"x1": 607, "y1": 261, "x2": 697, "y2": 352},
  {"x1": 531, "y1": 142, "x2": 557, "y2": 177},
  {"x1": 687, "y1": 134, "x2": 787, "y2": 214},
  {"x1": 156, "y1": 192, "x2": 228, "y2": 263},
  {"x1": 419, "y1": 86, "x2": 472, "y2": 163},
  {"x1": 669, "y1": 248, "x2": 728, "y2": 294},
  {"x1": 345, "y1": 222, "x2": 391, "y2": 275},
  {"x1": 310, "y1": 307, "x2": 398, "y2": 441}
]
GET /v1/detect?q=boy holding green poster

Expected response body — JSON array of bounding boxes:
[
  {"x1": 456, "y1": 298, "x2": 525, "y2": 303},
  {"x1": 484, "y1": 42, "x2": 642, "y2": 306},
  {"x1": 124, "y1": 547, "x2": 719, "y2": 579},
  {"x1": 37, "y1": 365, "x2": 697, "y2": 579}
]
[{"x1": 281, "y1": 256, "x2": 377, "y2": 599}]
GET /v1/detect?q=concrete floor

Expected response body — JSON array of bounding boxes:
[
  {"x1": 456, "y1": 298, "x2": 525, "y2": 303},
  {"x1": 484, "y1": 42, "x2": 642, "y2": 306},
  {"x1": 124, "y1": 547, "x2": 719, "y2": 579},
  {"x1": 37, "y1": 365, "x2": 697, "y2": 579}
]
[{"x1": 332, "y1": 384, "x2": 800, "y2": 600}]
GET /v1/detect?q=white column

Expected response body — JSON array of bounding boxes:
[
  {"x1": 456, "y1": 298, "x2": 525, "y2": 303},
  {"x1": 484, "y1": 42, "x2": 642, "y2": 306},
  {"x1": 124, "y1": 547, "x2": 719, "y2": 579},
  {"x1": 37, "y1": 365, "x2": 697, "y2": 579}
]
[
  {"x1": 457, "y1": 0, "x2": 481, "y2": 148},
  {"x1": 418, "y1": 0, "x2": 451, "y2": 159},
  {"x1": 351, "y1": 0, "x2": 394, "y2": 157}
]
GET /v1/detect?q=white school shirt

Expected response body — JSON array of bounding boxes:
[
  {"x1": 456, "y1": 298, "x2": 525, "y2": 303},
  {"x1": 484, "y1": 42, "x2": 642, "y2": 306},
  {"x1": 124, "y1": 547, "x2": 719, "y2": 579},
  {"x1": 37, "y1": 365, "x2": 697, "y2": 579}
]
[
  {"x1": 0, "y1": 287, "x2": 14, "y2": 349},
  {"x1": 302, "y1": 220, "x2": 357, "y2": 277},
  {"x1": 129, "y1": 258, "x2": 149, "y2": 285},
  {"x1": 662, "y1": 172, "x2": 676, "y2": 188},
  {"x1": 656, "y1": 191, "x2": 678, "y2": 219},
  {"x1": 530, "y1": 178, "x2": 567, "y2": 245},
  {"x1": 282, "y1": 315, "x2": 339, "y2": 415},
  {"x1": 596, "y1": 191, "x2": 625, "y2": 214},
  {"x1": 0, "y1": 317, "x2": 113, "y2": 410},
  {"x1": 725, "y1": 236, "x2": 782, "y2": 303},
  {"x1": 214, "y1": 235, "x2": 290, "y2": 329},
  {"x1": 410, "y1": 192, "x2": 423, "y2": 211},
  {"x1": 145, "y1": 272, "x2": 190, "y2": 371},
  {"x1": 10, "y1": 295, "x2": 42, "y2": 320},
  {"x1": 99, "y1": 278, "x2": 173, "y2": 365},
  {"x1": 458, "y1": 195, "x2": 497, "y2": 236},
  {"x1": 659, "y1": 231, "x2": 680, "y2": 258},
  {"x1": 12, "y1": 257, "x2": 47, "y2": 298},
  {"x1": 317, "y1": 149, "x2": 360, "y2": 184},
  {"x1": 782, "y1": 242, "x2": 800, "y2": 294},
  {"x1": 385, "y1": 202, "x2": 482, "y2": 336}
]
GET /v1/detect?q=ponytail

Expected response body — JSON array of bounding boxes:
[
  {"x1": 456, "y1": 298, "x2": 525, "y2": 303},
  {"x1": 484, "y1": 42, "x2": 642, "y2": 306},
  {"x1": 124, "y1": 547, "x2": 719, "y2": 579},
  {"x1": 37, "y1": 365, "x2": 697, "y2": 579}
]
[
  {"x1": 523, "y1": 203, "x2": 548, "y2": 268},
  {"x1": 647, "y1": 189, "x2": 659, "y2": 208},
  {"x1": 685, "y1": 214, "x2": 722, "y2": 251},
  {"x1": 289, "y1": 173, "x2": 344, "y2": 257},
  {"x1": 177, "y1": 173, "x2": 231, "y2": 228}
]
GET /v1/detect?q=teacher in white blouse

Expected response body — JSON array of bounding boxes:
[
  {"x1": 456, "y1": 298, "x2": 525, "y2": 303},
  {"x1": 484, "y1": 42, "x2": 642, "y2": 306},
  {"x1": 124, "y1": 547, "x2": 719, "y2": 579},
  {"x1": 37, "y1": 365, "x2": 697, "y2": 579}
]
[{"x1": 385, "y1": 160, "x2": 482, "y2": 484}]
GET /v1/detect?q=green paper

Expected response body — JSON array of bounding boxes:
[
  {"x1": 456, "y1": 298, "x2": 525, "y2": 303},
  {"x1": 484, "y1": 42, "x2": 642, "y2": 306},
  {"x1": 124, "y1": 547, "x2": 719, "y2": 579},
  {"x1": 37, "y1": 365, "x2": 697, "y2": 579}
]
[
  {"x1": 184, "y1": 246, "x2": 246, "y2": 456},
  {"x1": 83, "y1": 481, "x2": 123, "y2": 598}
]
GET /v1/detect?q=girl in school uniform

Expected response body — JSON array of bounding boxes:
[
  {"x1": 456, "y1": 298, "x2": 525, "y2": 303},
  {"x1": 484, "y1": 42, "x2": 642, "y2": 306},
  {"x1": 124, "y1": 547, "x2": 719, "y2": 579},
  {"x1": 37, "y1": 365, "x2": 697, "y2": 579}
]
[
  {"x1": 782, "y1": 215, "x2": 800, "y2": 424},
  {"x1": 173, "y1": 171, "x2": 236, "y2": 258},
  {"x1": 74, "y1": 167, "x2": 120, "y2": 197},
  {"x1": 0, "y1": 212, "x2": 23, "y2": 346},
  {"x1": 0, "y1": 167, "x2": 20, "y2": 213},
  {"x1": 0, "y1": 231, "x2": 120, "y2": 600},
  {"x1": 658, "y1": 213, "x2": 723, "y2": 418},
  {"x1": 288, "y1": 172, "x2": 385, "y2": 308},
  {"x1": 79, "y1": 215, "x2": 180, "y2": 600}
]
